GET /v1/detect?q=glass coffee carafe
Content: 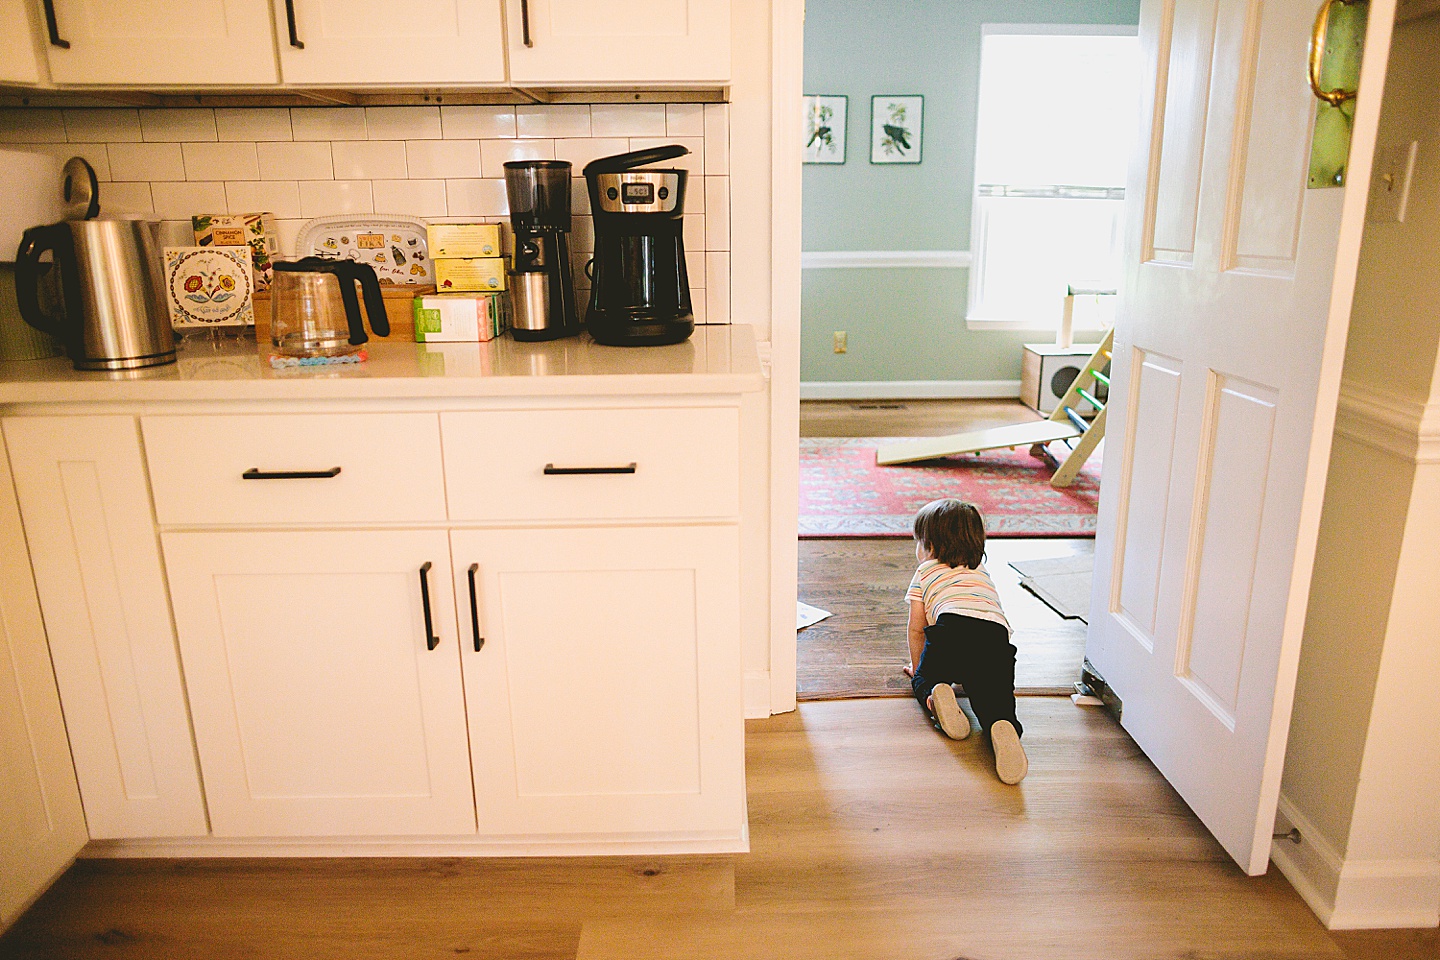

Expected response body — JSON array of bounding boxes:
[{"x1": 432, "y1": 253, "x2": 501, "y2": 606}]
[{"x1": 269, "y1": 258, "x2": 389, "y2": 357}]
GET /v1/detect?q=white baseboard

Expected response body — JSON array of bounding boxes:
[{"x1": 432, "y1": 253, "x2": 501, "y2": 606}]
[
  {"x1": 1273, "y1": 794, "x2": 1440, "y2": 929},
  {"x1": 800, "y1": 380, "x2": 1021, "y2": 401},
  {"x1": 744, "y1": 671, "x2": 772, "y2": 719}
]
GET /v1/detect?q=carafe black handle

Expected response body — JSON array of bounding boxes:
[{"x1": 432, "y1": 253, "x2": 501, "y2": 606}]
[
  {"x1": 14, "y1": 224, "x2": 71, "y2": 338},
  {"x1": 332, "y1": 261, "x2": 389, "y2": 345},
  {"x1": 352, "y1": 260, "x2": 389, "y2": 338}
]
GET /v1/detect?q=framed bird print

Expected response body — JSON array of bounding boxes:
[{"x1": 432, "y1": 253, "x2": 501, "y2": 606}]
[
  {"x1": 804, "y1": 95, "x2": 847, "y2": 164},
  {"x1": 871, "y1": 95, "x2": 923, "y2": 164}
]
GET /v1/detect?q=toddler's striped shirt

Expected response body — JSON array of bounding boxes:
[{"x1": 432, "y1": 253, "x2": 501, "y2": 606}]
[{"x1": 906, "y1": 558, "x2": 1010, "y2": 634}]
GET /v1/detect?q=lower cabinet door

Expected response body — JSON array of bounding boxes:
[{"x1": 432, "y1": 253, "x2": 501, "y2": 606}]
[
  {"x1": 452, "y1": 525, "x2": 744, "y2": 840},
  {"x1": 163, "y1": 531, "x2": 476, "y2": 837}
]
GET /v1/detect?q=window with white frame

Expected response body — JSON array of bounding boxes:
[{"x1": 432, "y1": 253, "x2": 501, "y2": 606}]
[{"x1": 966, "y1": 26, "x2": 1141, "y2": 329}]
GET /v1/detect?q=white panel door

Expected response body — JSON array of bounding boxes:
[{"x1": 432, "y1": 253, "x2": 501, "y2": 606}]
[
  {"x1": 454, "y1": 525, "x2": 744, "y2": 839},
  {"x1": 43, "y1": 0, "x2": 277, "y2": 85},
  {"x1": 505, "y1": 0, "x2": 729, "y2": 85},
  {"x1": 1088, "y1": 0, "x2": 1392, "y2": 873},
  {"x1": 0, "y1": 437, "x2": 85, "y2": 932},
  {"x1": 163, "y1": 530, "x2": 476, "y2": 838},
  {"x1": 3, "y1": 416, "x2": 208, "y2": 839},
  {"x1": 275, "y1": 0, "x2": 505, "y2": 85}
]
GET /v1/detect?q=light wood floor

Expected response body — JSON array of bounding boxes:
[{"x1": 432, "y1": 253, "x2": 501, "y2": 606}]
[
  {"x1": 801, "y1": 398, "x2": 1043, "y2": 438},
  {"x1": 3, "y1": 699, "x2": 1432, "y2": 959}
]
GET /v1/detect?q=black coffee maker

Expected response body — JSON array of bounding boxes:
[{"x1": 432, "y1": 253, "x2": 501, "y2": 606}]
[
  {"x1": 583, "y1": 146, "x2": 694, "y2": 346},
  {"x1": 504, "y1": 160, "x2": 579, "y2": 341}
]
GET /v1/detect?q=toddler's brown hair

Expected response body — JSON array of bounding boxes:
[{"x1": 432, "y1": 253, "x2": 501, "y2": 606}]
[{"x1": 913, "y1": 498, "x2": 986, "y2": 569}]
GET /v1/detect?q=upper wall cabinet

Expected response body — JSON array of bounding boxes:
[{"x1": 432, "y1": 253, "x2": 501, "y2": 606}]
[
  {"x1": 275, "y1": 0, "x2": 505, "y2": 85},
  {"x1": 40, "y1": 0, "x2": 278, "y2": 85},
  {"x1": 505, "y1": 0, "x2": 729, "y2": 86}
]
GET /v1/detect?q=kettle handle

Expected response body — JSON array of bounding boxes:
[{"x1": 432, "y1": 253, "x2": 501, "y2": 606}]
[{"x1": 14, "y1": 224, "x2": 71, "y2": 337}]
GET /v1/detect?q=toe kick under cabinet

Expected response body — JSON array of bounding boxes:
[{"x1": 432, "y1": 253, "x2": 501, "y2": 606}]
[{"x1": 1, "y1": 396, "x2": 747, "y2": 855}]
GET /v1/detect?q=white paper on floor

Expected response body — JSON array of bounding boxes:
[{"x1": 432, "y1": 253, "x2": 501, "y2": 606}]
[{"x1": 797, "y1": 601, "x2": 832, "y2": 630}]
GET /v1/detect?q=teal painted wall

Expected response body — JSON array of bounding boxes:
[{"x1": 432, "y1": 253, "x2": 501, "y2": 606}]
[{"x1": 801, "y1": 0, "x2": 1141, "y2": 384}]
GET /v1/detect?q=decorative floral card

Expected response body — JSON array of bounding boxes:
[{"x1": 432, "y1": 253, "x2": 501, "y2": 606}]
[
  {"x1": 804, "y1": 95, "x2": 847, "y2": 164},
  {"x1": 164, "y1": 246, "x2": 255, "y2": 332}
]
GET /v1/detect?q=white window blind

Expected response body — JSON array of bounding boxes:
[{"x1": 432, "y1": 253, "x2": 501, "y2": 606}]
[{"x1": 967, "y1": 28, "x2": 1141, "y2": 329}]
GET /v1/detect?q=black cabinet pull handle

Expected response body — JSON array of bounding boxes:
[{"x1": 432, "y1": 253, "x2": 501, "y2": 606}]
[
  {"x1": 42, "y1": 0, "x2": 69, "y2": 48},
  {"x1": 543, "y1": 462, "x2": 637, "y2": 475},
  {"x1": 284, "y1": 0, "x2": 305, "y2": 48},
  {"x1": 467, "y1": 563, "x2": 484, "y2": 652},
  {"x1": 419, "y1": 561, "x2": 439, "y2": 651},
  {"x1": 520, "y1": 0, "x2": 533, "y2": 46},
  {"x1": 242, "y1": 466, "x2": 341, "y2": 480}
]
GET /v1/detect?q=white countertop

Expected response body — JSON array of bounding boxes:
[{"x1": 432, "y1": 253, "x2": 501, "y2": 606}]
[{"x1": 0, "y1": 325, "x2": 764, "y2": 404}]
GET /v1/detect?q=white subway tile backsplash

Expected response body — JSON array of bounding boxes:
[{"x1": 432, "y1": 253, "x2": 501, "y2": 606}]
[
  {"x1": 225, "y1": 181, "x2": 302, "y2": 219},
  {"x1": 667, "y1": 104, "x2": 706, "y2": 137},
  {"x1": 332, "y1": 140, "x2": 407, "y2": 180},
  {"x1": 151, "y1": 181, "x2": 226, "y2": 220},
  {"x1": 291, "y1": 108, "x2": 366, "y2": 142},
  {"x1": 703, "y1": 104, "x2": 729, "y2": 176},
  {"x1": 101, "y1": 182, "x2": 153, "y2": 217},
  {"x1": 629, "y1": 137, "x2": 703, "y2": 177},
  {"x1": 258, "y1": 141, "x2": 332, "y2": 180},
  {"x1": 373, "y1": 179, "x2": 447, "y2": 217},
  {"x1": 517, "y1": 105, "x2": 591, "y2": 139},
  {"x1": 366, "y1": 107, "x2": 440, "y2": 140},
  {"x1": 215, "y1": 108, "x2": 292, "y2": 142},
  {"x1": 405, "y1": 140, "x2": 480, "y2": 179},
  {"x1": 553, "y1": 137, "x2": 628, "y2": 171},
  {"x1": 704, "y1": 177, "x2": 729, "y2": 250},
  {"x1": 705, "y1": 252, "x2": 730, "y2": 324},
  {"x1": 0, "y1": 110, "x2": 65, "y2": 143},
  {"x1": 441, "y1": 105, "x2": 516, "y2": 140},
  {"x1": 590, "y1": 103, "x2": 667, "y2": 138},
  {"x1": 183, "y1": 142, "x2": 259, "y2": 181},
  {"x1": 64, "y1": 109, "x2": 141, "y2": 143},
  {"x1": 445, "y1": 179, "x2": 508, "y2": 218},
  {"x1": 0, "y1": 101, "x2": 732, "y2": 324},
  {"x1": 141, "y1": 110, "x2": 217, "y2": 143},
  {"x1": 299, "y1": 180, "x2": 373, "y2": 218},
  {"x1": 479, "y1": 138, "x2": 555, "y2": 178},
  {"x1": 109, "y1": 142, "x2": 185, "y2": 182}
]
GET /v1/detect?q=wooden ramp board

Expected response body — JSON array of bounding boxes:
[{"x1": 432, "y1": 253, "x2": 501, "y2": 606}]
[{"x1": 875, "y1": 420, "x2": 1082, "y2": 465}]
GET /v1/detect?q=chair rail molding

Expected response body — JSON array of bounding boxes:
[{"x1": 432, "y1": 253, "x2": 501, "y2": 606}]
[
  {"x1": 801, "y1": 250, "x2": 973, "y2": 269},
  {"x1": 1333, "y1": 380, "x2": 1440, "y2": 464}
]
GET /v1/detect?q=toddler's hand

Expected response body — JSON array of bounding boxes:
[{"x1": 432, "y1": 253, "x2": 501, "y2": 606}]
[{"x1": 902, "y1": 662, "x2": 914, "y2": 677}]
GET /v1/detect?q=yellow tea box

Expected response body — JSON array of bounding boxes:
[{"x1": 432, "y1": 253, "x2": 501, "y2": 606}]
[
  {"x1": 413, "y1": 292, "x2": 509, "y2": 342},
  {"x1": 192, "y1": 213, "x2": 279, "y2": 291},
  {"x1": 427, "y1": 223, "x2": 502, "y2": 259},
  {"x1": 434, "y1": 257, "x2": 507, "y2": 292}
]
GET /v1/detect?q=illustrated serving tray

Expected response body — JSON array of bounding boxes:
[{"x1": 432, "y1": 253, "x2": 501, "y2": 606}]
[{"x1": 295, "y1": 215, "x2": 433, "y2": 286}]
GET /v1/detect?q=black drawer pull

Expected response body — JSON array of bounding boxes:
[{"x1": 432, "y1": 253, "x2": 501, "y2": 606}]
[
  {"x1": 543, "y1": 463, "x2": 637, "y2": 476},
  {"x1": 42, "y1": 0, "x2": 69, "y2": 49},
  {"x1": 419, "y1": 561, "x2": 439, "y2": 651},
  {"x1": 467, "y1": 563, "x2": 484, "y2": 652},
  {"x1": 242, "y1": 467, "x2": 342, "y2": 480},
  {"x1": 284, "y1": 0, "x2": 305, "y2": 48}
]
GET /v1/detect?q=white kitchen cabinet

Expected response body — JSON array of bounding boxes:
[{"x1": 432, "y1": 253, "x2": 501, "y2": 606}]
[
  {"x1": 454, "y1": 525, "x2": 743, "y2": 839},
  {"x1": 3, "y1": 416, "x2": 208, "y2": 840},
  {"x1": 274, "y1": 0, "x2": 505, "y2": 86},
  {"x1": 39, "y1": 0, "x2": 278, "y2": 86},
  {"x1": 0, "y1": 436, "x2": 85, "y2": 932},
  {"x1": 163, "y1": 529, "x2": 477, "y2": 838},
  {"x1": 0, "y1": 0, "x2": 46, "y2": 86},
  {"x1": 505, "y1": 0, "x2": 730, "y2": 85}
]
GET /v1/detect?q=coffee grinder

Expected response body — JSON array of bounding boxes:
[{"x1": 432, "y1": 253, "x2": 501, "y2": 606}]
[
  {"x1": 583, "y1": 145, "x2": 694, "y2": 346},
  {"x1": 504, "y1": 159, "x2": 578, "y2": 341}
]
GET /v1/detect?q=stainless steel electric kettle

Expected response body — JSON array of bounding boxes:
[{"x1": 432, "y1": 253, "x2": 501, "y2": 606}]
[{"x1": 14, "y1": 218, "x2": 175, "y2": 371}]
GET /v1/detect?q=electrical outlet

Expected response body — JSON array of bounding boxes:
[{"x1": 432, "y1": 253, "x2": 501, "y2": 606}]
[
  {"x1": 833, "y1": 331, "x2": 847, "y2": 354},
  {"x1": 1368, "y1": 140, "x2": 1418, "y2": 224}
]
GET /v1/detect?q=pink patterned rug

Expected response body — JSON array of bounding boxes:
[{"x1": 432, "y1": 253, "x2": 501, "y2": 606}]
[{"x1": 799, "y1": 437, "x2": 1101, "y2": 538}]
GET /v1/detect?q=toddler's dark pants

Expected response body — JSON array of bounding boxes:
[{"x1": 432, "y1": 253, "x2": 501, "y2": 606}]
[{"x1": 911, "y1": 613, "x2": 1022, "y2": 738}]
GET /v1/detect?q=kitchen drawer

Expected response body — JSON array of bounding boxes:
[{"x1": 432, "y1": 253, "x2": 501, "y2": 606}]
[
  {"x1": 143, "y1": 414, "x2": 446, "y2": 526},
  {"x1": 442, "y1": 407, "x2": 740, "y2": 521}
]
